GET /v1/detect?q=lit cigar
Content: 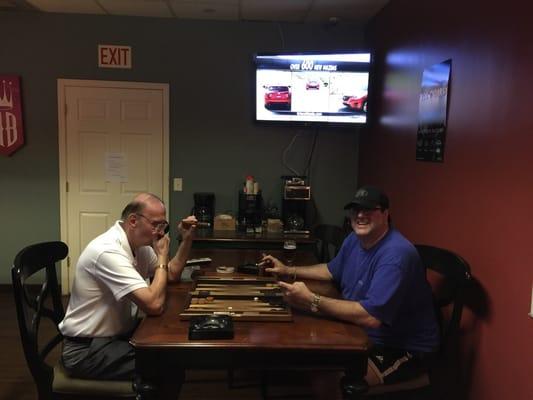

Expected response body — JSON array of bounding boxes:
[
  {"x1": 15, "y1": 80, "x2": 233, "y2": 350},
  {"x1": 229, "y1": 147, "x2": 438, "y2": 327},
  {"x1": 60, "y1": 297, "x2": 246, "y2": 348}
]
[
  {"x1": 182, "y1": 219, "x2": 210, "y2": 228},
  {"x1": 256, "y1": 260, "x2": 273, "y2": 267}
]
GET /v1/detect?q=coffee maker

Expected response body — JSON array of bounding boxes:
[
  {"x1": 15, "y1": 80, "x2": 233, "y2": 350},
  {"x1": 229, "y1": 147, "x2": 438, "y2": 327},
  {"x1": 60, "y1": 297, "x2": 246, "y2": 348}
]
[
  {"x1": 282, "y1": 176, "x2": 311, "y2": 233},
  {"x1": 192, "y1": 192, "x2": 215, "y2": 228}
]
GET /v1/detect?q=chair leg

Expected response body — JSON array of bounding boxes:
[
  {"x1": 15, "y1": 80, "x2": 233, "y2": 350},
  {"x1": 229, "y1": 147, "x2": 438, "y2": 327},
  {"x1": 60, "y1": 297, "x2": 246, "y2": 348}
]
[
  {"x1": 227, "y1": 368, "x2": 235, "y2": 389},
  {"x1": 260, "y1": 371, "x2": 269, "y2": 400}
]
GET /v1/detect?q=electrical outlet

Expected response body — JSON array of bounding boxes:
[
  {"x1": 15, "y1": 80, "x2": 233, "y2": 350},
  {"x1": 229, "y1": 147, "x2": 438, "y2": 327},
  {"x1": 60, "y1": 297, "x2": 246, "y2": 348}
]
[{"x1": 173, "y1": 178, "x2": 183, "y2": 191}]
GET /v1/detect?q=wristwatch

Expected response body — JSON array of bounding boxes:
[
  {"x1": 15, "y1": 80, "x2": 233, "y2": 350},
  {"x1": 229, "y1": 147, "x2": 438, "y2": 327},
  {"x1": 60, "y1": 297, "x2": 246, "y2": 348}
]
[
  {"x1": 156, "y1": 264, "x2": 168, "y2": 272},
  {"x1": 310, "y1": 293, "x2": 321, "y2": 313}
]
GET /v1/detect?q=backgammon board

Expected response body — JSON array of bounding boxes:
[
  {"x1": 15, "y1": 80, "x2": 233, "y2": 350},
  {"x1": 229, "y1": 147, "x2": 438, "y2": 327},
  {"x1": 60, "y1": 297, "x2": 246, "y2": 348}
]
[{"x1": 179, "y1": 276, "x2": 292, "y2": 321}]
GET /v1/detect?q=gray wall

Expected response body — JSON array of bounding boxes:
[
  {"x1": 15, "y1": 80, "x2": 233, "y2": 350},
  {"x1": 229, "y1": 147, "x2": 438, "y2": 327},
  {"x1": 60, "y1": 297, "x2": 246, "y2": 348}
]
[{"x1": 0, "y1": 11, "x2": 365, "y2": 283}]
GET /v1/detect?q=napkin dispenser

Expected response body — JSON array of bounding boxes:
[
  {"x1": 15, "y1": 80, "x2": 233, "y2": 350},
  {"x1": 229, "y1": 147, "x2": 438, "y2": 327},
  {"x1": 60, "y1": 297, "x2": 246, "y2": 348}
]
[{"x1": 213, "y1": 214, "x2": 236, "y2": 231}]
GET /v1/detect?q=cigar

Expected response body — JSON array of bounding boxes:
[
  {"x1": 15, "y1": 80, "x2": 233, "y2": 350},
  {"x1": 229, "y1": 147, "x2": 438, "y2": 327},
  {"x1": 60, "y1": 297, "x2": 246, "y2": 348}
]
[
  {"x1": 256, "y1": 260, "x2": 272, "y2": 267},
  {"x1": 182, "y1": 220, "x2": 210, "y2": 227}
]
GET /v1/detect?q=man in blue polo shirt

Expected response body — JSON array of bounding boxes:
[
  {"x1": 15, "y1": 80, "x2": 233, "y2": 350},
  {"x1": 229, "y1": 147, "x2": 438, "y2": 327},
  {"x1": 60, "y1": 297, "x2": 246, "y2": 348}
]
[{"x1": 263, "y1": 185, "x2": 439, "y2": 390}]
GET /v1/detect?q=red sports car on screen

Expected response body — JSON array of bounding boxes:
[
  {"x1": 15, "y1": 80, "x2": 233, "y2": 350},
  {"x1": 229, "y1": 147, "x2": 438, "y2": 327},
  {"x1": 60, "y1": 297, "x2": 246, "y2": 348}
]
[
  {"x1": 343, "y1": 94, "x2": 368, "y2": 112},
  {"x1": 306, "y1": 81, "x2": 320, "y2": 90},
  {"x1": 264, "y1": 86, "x2": 291, "y2": 109}
]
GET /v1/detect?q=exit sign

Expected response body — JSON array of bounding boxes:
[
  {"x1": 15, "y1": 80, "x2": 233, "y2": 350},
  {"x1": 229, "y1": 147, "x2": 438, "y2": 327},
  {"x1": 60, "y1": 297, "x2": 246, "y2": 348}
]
[{"x1": 98, "y1": 45, "x2": 132, "y2": 69}]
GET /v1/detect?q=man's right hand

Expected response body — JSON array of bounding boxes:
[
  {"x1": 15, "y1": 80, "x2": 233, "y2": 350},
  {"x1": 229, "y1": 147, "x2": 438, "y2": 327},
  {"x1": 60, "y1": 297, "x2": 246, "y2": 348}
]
[
  {"x1": 262, "y1": 254, "x2": 291, "y2": 276},
  {"x1": 153, "y1": 234, "x2": 170, "y2": 258}
]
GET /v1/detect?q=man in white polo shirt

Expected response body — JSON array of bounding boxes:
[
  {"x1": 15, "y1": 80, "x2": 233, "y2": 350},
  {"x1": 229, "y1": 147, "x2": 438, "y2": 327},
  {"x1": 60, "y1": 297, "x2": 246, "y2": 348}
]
[{"x1": 59, "y1": 192, "x2": 197, "y2": 380}]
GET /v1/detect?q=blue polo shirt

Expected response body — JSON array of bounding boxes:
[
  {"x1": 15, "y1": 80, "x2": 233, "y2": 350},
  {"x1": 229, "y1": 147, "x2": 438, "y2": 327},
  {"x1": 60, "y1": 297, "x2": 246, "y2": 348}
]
[{"x1": 328, "y1": 229, "x2": 439, "y2": 353}]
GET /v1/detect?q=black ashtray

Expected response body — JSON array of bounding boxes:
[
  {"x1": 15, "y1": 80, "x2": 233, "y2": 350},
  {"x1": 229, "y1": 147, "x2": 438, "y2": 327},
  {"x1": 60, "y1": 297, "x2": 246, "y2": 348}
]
[
  {"x1": 188, "y1": 315, "x2": 234, "y2": 340},
  {"x1": 237, "y1": 262, "x2": 260, "y2": 275}
]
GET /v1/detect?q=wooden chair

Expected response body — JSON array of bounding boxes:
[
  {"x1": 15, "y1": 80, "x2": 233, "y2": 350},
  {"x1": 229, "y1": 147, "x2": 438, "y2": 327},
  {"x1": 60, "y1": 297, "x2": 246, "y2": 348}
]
[
  {"x1": 363, "y1": 244, "x2": 472, "y2": 398},
  {"x1": 313, "y1": 224, "x2": 346, "y2": 263},
  {"x1": 257, "y1": 244, "x2": 471, "y2": 399},
  {"x1": 11, "y1": 241, "x2": 135, "y2": 400}
]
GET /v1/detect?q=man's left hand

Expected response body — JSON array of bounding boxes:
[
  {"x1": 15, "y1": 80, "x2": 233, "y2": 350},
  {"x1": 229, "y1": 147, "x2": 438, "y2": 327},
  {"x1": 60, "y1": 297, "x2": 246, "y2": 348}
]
[{"x1": 278, "y1": 281, "x2": 314, "y2": 310}]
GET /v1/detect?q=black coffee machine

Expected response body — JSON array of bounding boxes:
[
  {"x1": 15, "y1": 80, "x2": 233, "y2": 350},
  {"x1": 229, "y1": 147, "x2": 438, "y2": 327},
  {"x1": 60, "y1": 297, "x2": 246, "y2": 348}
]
[{"x1": 192, "y1": 192, "x2": 215, "y2": 228}]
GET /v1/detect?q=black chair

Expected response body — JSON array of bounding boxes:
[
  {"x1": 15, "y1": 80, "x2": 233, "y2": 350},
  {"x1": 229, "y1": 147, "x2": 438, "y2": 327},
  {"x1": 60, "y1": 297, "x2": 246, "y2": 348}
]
[
  {"x1": 11, "y1": 241, "x2": 135, "y2": 400},
  {"x1": 364, "y1": 244, "x2": 472, "y2": 398},
  {"x1": 313, "y1": 224, "x2": 346, "y2": 263}
]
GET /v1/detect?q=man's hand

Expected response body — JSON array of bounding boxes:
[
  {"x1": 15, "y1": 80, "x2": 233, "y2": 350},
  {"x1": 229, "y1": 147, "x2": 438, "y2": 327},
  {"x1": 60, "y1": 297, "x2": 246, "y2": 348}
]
[
  {"x1": 262, "y1": 254, "x2": 291, "y2": 276},
  {"x1": 178, "y1": 216, "x2": 198, "y2": 241},
  {"x1": 278, "y1": 281, "x2": 314, "y2": 310},
  {"x1": 153, "y1": 234, "x2": 170, "y2": 258}
]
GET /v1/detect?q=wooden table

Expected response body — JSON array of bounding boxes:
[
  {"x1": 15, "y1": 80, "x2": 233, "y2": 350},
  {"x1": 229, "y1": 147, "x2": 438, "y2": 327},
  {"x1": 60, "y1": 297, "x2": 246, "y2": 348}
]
[
  {"x1": 192, "y1": 230, "x2": 317, "y2": 251},
  {"x1": 130, "y1": 249, "x2": 370, "y2": 399}
]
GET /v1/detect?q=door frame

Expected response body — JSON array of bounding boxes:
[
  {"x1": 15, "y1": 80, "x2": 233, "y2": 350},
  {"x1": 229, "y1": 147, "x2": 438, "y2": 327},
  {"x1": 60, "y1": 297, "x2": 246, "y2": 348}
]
[{"x1": 57, "y1": 79, "x2": 170, "y2": 292}]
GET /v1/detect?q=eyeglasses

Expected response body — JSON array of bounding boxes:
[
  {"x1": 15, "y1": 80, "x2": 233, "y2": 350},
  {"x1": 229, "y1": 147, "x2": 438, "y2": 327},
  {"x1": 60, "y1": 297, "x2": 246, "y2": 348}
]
[
  {"x1": 347, "y1": 207, "x2": 382, "y2": 218},
  {"x1": 136, "y1": 214, "x2": 170, "y2": 233}
]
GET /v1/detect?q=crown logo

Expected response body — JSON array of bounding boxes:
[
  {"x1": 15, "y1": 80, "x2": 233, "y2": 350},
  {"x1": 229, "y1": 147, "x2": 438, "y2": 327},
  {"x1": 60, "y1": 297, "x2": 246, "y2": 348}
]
[
  {"x1": 355, "y1": 189, "x2": 368, "y2": 198},
  {"x1": 0, "y1": 80, "x2": 13, "y2": 110}
]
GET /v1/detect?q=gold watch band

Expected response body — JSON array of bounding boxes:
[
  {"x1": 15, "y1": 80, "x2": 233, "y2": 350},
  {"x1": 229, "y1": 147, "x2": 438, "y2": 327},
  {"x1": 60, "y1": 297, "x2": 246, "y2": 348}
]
[{"x1": 156, "y1": 264, "x2": 168, "y2": 272}]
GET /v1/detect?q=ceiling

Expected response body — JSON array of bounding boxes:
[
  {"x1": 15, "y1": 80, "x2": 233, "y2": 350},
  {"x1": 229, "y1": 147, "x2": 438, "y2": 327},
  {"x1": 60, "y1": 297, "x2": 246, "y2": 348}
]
[{"x1": 1, "y1": 0, "x2": 389, "y2": 24}]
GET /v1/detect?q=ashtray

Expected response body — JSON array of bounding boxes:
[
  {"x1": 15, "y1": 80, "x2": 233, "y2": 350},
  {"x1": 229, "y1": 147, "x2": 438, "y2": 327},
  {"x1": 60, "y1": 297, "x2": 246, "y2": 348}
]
[
  {"x1": 237, "y1": 262, "x2": 260, "y2": 275},
  {"x1": 188, "y1": 315, "x2": 234, "y2": 340}
]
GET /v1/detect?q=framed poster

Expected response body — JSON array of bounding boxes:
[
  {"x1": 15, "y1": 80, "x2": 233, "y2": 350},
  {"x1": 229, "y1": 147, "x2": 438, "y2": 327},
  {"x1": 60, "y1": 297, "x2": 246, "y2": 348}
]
[
  {"x1": 416, "y1": 60, "x2": 451, "y2": 162},
  {"x1": 0, "y1": 75, "x2": 24, "y2": 156}
]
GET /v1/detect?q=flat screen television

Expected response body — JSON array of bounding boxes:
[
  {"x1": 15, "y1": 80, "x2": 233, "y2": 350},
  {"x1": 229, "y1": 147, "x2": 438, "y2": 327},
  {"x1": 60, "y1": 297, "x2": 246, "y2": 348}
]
[{"x1": 254, "y1": 51, "x2": 371, "y2": 126}]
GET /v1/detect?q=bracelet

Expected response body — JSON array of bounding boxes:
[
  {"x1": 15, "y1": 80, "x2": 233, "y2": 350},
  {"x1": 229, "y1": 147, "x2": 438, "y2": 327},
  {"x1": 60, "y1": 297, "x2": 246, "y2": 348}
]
[
  {"x1": 156, "y1": 264, "x2": 168, "y2": 272},
  {"x1": 292, "y1": 267, "x2": 297, "y2": 281}
]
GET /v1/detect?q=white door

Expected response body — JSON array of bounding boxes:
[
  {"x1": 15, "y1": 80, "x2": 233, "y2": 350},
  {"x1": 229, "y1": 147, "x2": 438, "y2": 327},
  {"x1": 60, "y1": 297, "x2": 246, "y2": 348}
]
[{"x1": 58, "y1": 80, "x2": 169, "y2": 293}]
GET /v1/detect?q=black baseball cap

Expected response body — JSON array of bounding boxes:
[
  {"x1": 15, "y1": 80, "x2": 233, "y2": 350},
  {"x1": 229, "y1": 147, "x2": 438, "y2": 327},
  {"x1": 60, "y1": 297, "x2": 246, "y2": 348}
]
[{"x1": 343, "y1": 186, "x2": 390, "y2": 210}]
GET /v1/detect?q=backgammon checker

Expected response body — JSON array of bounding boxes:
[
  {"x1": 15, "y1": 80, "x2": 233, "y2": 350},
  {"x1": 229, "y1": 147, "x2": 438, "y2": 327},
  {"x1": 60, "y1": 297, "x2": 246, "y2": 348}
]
[{"x1": 188, "y1": 315, "x2": 234, "y2": 340}]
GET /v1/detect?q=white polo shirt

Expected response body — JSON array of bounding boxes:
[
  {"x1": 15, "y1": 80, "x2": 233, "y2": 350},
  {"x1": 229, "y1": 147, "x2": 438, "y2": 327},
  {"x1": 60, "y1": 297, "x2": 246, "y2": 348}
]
[{"x1": 59, "y1": 221, "x2": 157, "y2": 337}]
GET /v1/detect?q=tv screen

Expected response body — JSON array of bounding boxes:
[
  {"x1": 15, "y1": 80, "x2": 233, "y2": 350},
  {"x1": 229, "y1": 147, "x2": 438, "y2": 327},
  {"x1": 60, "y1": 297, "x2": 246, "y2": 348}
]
[{"x1": 254, "y1": 51, "x2": 371, "y2": 125}]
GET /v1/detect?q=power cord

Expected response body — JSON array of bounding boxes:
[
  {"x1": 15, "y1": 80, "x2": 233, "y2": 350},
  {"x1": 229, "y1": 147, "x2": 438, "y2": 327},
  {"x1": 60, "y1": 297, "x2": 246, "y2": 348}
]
[
  {"x1": 304, "y1": 129, "x2": 319, "y2": 183},
  {"x1": 282, "y1": 132, "x2": 303, "y2": 176}
]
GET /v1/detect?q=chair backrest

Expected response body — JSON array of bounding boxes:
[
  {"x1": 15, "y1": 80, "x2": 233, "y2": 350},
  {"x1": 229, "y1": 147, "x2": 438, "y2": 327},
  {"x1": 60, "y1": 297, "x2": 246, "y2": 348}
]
[
  {"x1": 11, "y1": 241, "x2": 69, "y2": 399},
  {"x1": 313, "y1": 224, "x2": 346, "y2": 263},
  {"x1": 415, "y1": 244, "x2": 472, "y2": 354}
]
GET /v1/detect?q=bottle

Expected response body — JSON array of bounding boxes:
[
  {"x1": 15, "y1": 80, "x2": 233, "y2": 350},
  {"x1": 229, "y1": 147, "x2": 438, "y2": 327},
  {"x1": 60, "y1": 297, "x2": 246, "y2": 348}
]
[{"x1": 245, "y1": 175, "x2": 254, "y2": 194}]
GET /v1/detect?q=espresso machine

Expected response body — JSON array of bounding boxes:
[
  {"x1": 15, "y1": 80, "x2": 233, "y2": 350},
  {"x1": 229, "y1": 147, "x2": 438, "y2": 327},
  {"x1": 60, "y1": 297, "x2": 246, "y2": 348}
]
[
  {"x1": 282, "y1": 176, "x2": 311, "y2": 233},
  {"x1": 192, "y1": 192, "x2": 215, "y2": 228}
]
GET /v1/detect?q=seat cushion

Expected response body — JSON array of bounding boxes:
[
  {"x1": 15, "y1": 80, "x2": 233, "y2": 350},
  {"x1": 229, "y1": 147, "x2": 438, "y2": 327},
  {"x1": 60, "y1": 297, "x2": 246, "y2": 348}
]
[
  {"x1": 365, "y1": 372, "x2": 430, "y2": 395},
  {"x1": 53, "y1": 363, "x2": 134, "y2": 396}
]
